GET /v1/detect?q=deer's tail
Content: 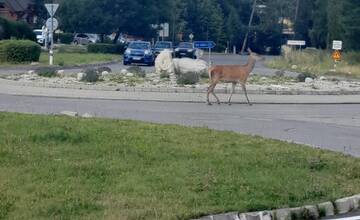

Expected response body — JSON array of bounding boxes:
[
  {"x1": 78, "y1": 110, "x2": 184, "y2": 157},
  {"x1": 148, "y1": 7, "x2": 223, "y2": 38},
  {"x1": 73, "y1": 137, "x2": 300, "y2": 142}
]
[{"x1": 208, "y1": 66, "x2": 215, "y2": 81}]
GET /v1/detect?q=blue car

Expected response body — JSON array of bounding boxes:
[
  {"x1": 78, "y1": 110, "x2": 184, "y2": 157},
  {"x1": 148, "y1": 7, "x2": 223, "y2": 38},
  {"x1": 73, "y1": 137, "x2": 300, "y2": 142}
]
[{"x1": 123, "y1": 41, "x2": 155, "y2": 66}]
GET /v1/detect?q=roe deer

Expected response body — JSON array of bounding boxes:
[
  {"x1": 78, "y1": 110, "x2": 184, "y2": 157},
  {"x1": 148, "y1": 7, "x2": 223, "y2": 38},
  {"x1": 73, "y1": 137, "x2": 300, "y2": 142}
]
[{"x1": 207, "y1": 48, "x2": 264, "y2": 106}]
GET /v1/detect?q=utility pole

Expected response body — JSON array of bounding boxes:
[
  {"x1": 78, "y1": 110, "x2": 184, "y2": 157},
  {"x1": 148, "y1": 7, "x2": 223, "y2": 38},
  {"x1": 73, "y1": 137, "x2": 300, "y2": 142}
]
[
  {"x1": 241, "y1": 0, "x2": 257, "y2": 54},
  {"x1": 293, "y1": 0, "x2": 300, "y2": 39}
]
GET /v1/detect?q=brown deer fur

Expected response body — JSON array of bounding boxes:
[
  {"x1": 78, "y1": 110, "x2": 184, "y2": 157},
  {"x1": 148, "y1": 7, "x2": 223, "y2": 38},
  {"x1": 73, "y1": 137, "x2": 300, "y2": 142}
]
[{"x1": 206, "y1": 49, "x2": 263, "y2": 105}]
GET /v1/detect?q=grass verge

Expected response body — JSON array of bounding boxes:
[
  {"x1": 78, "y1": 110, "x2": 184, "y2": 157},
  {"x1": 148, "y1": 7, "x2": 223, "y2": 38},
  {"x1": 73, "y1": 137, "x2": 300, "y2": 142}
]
[
  {"x1": 266, "y1": 49, "x2": 360, "y2": 79},
  {"x1": 39, "y1": 52, "x2": 120, "y2": 66},
  {"x1": 0, "y1": 112, "x2": 359, "y2": 220}
]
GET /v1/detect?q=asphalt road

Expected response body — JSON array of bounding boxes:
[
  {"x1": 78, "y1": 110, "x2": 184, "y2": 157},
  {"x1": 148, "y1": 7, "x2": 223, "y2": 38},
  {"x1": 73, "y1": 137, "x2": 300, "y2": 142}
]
[
  {"x1": 0, "y1": 54, "x2": 291, "y2": 77},
  {"x1": 1, "y1": 94, "x2": 359, "y2": 157}
]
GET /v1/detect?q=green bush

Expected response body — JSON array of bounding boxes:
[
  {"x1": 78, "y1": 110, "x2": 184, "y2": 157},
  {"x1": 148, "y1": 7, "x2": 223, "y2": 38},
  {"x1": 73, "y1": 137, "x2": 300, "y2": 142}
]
[
  {"x1": 177, "y1": 72, "x2": 200, "y2": 85},
  {"x1": 0, "y1": 17, "x2": 35, "y2": 41},
  {"x1": 87, "y1": 43, "x2": 125, "y2": 54},
  {"x1": 36, "y1": 66, "x2": 58, "y2": 77},
  {"x1": 56, "y1": 44, "x2": 87, "y2": 53},
  {"x1": 54, "y1": 33, "x2": 74, "y2": 44},
  {"x1": 344, "y1": 51, "x2": 360, "y2": 65},
  {"x1": 0, "y1": 40, "x2": 41, "y2": 63}
]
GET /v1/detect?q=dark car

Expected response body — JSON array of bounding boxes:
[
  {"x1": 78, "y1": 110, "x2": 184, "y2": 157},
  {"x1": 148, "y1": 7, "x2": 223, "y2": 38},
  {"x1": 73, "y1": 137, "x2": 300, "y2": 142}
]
[
  {"x1": 123, "y1": 41, "x2": 154, "y2": 66},
  {"x1": 175, "y1": 42, "x2": 196, "y2": 59},
  {"x1": 153, "y1": 41, "x2": 173, "y2": 57}
]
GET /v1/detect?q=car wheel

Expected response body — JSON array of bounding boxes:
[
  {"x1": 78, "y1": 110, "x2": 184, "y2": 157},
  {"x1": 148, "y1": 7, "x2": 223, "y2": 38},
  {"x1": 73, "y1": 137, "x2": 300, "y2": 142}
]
[
  {"x1": 123, "y1": 61, "x2": 129, "y2": 65},
  {"x1": 74, "y1": 41, "x2": 79, "y2": 45}
]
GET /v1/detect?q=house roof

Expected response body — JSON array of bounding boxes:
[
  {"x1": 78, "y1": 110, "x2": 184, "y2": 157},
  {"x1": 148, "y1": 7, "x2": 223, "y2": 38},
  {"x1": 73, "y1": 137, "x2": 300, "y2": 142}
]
[{"x1": 5, "y1": 0, "x2": 34, "y2": 12}]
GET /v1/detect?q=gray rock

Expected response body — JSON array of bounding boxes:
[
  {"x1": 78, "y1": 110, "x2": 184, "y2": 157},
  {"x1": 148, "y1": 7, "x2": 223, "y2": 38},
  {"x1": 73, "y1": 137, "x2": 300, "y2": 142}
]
[
  {"x1": 120, "y1": 69, "x2": 128, "y2": 74},
  {"x1": 320, "y1": 76, "x2": 327, "y2": 81},
  {"x1": 352, "y1": 194, "x2": 360, "y2": 210},
  {"x1": 60, "y1": 111, "x2": 78, "y2": 117},
  {"x1": 274, "y1": 208, "x2": 291, "y2": 220},
  {"x1": 77, "y1": 72, "x2": 86, "y2": 81},
  {"x1": 305, "y1": 77, "x2": 314, "y2": 83},
  {"x1": 126, "y1": 72, "x2": 134, "y2": 77},
  {"x1": 317, "y1": 201, "x2": 335, "y2": 217},
  {"x1": 291, "y1": 65, "x2": 298, "y2": 70},
  {"x1": 335, "y1": 197, "x2": 352, "y2": 214},
  {"x1": 212, "y1": 212, "x2": 239, "y2": 220},
  {"x1": 289, "y1": 207, "x2": 304, "y2": 219},
  {"x1": 240, "y1": 211, "x2": 272, "y2": 220},
  {"x1": 56, "y1": 70, "x2": 65, "y2": 78},
  {"x1": 304, "y1": 205, "x2": 319, "y2": 219}
]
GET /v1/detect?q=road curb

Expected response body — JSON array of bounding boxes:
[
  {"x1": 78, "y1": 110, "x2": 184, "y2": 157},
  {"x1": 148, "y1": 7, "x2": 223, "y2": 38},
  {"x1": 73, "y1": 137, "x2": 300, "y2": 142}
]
[
  {"x1": 192, "y1": 194, "x2": 360, "y2": 220},
  {"x1": 1, "y1": 78, "x2": 360, "y2": 96}
]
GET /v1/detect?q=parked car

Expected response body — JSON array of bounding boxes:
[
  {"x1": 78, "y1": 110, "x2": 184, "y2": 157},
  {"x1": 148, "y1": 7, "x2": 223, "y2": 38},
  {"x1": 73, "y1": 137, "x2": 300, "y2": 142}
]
[
  {"x1": 153, "y1": 41, "x2": 173, "y2": 56},
  {"x1": 73, "y1": 33, "x2": 99, "y2": 45},
  {"x1": 123, "y1": 41, "x2": 155, "y2": 66},
  {"x1": 33, "y1": 29, "x2": 46, "y2": 45},
  {"x1": 175, "y1": 42, "x2": 196, "y2": 59}
]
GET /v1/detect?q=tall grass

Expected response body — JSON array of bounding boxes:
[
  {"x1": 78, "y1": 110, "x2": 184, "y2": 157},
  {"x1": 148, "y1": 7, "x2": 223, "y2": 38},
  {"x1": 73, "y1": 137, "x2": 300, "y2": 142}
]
[
  {"x1": 0, "y1": 112, "x2": 359, "y2": 219},
  {"x1": 266, "y1": 49, "x2": 360, "y2": 78}
]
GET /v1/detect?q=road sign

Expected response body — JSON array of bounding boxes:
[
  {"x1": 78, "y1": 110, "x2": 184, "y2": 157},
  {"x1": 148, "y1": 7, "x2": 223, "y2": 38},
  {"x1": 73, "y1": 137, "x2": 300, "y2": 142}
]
[
  {"x1": 332, "y1": 40, "x2": 343, "y2": 50},
  {"x1": 332, "y1": 50, "x2": 342, "y2": 61},
  {"x1": 45, "y1": 4, "x2": 59, "y2": 16},
  {"x1": 159, "y1": 23, "x2": 169, "y2": 38},
  {"x1": 287, "y1": 40, "x2": 306, "y2": 46},
  {"x1": 189, "y1": 33, "x2": 194, "y2": 40},
  {"x1": 194, "y1": 41, "x2": 216, "y2": 49},
  {"x1": 46, "y1": 18, "x2": 58, "y2": 31}
]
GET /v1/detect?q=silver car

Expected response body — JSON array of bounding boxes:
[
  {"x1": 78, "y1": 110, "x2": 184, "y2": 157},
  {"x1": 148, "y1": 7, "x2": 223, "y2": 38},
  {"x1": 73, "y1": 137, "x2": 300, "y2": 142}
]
[{"x1": 73, "y1": 33, "x2": 99, "y2": 45}]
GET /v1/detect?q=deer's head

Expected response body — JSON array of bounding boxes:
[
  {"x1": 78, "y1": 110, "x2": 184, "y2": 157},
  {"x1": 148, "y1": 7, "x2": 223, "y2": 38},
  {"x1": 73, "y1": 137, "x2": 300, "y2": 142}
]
[{"x1": 247, "y1": 48, "x2": 265, "y2": 61}]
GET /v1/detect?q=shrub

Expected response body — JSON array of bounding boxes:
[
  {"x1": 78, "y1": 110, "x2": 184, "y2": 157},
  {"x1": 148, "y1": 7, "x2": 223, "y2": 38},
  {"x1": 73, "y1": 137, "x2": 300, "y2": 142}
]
[
  {"x1": 87, "y1": 43, "x2": 125, "y2": 54},
  {"x1": 54, "y1": 33, "x2": 74, "y2": 44},
  {"x1": 36, "y1": 66, "x2": 58, "y2": 77},
  {"x1": 177, "y1": 72, "x2": 200, "y2": 85},
  {"x1": 160, "y1": 72, "x2": 170, "y2": 79},
  {"x1": 82, "y1": 68, "x2": 100, "y2": 82},
  {"x1": 297, "y1": 72, "x2": 316, "y2": 82},
  {"x1": 57, "y1": 45, "x2": 87, "y2": 53},
  {"x1": 344, "y1": 51, "x2": 360, "y2": 65},
  {"x1": 0, "y1": 17, "x2": 35, "y2": 41},
  {"x1": 127, "y1": 66, "x2": 146, "y2": 78},
  {"x1": 0, "y1": 40, "x2": 41, "y2": 63}
]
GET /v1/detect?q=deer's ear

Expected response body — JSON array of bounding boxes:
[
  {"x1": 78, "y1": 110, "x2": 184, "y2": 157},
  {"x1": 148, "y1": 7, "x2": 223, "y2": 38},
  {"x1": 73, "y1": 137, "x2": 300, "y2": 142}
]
[{"x1": 247, "y1": 48, "x2": 252, "y2": 53}]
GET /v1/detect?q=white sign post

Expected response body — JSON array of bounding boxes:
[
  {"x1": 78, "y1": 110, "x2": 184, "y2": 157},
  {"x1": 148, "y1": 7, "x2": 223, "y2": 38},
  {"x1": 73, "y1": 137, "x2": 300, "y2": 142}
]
[
  {"x1": 332, "y1": 40, "x2": 343, "y2": 50},
  {"x1": 45, "y1": 4, "x2": 59, "y2": 65}
]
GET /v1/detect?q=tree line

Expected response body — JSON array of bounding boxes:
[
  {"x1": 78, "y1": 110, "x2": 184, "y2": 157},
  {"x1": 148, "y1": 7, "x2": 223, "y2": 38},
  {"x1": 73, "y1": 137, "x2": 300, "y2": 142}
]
[{"x1": 36, "y1": 0, "x2": 360, "y2": 53}]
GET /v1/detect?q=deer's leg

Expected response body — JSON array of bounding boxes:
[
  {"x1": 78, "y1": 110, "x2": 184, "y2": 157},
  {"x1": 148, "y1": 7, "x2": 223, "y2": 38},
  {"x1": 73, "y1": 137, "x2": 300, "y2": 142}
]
[
  {"x1": 210, "y1": 82, "x2": 221, "y2": 105},
  {"x1": 206, "y1": 84, "x2": 213, "y2": 105},
  {"x1": 241, "y1": 83, "x2": 252, "y2": 106},
  {"x1": 228, "y1": 82, "x2": 236, "y2": 105}
]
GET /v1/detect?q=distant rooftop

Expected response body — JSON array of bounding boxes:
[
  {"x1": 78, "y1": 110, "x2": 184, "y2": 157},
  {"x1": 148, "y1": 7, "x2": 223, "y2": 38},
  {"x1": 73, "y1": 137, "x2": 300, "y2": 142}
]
[{"x1": 4, "y1": 0, "x2": 34, "y2": 12}]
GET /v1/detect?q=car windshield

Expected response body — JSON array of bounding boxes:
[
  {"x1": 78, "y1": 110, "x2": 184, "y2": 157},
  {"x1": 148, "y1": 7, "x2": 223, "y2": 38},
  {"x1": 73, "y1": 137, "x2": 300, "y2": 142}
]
[
  {"x1": 155, "y1": 42, "x2": 172, "y2": 49},
  {"x1": 178, "y1": 42, "x2": 193, "y2": 48},
  {"x1": 128, "y1": 42, "x2": 150, "y2": 49},
  {"x1": 34, "y1": 30, "x2": 42, "y2": 35}
]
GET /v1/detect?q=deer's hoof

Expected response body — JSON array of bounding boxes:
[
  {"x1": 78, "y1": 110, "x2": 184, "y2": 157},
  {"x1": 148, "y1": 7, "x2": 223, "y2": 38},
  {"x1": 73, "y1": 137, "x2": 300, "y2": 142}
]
[
  {"x1": 207, "y1": 102, "x2": 212, "y2": 106},
  {"x1": 217, "y1": 102, "x2": 221, "y2": 105},
  {"x1": 228, "y1": 103, "x2": 232, "y2": 106}
]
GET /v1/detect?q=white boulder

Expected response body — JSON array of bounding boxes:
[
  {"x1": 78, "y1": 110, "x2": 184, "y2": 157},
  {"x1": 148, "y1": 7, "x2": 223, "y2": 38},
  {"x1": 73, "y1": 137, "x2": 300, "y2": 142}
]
[
  {"x1": 155, "y1": 49, "x2": 175, "y2": 74},
  {"x1": 77, "y1": 72, "x2": 86, "y2": 81},
  {"x1": 305, "y1": 77, "x2": 314, "y2": 83},
  {"x1": 173, "y1": 58, "x2": 208, "y2": 75}
]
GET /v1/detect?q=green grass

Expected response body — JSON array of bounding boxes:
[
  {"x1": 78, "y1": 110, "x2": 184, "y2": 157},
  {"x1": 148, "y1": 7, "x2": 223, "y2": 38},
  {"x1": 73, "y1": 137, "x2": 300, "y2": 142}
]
[
  {"x1": 0, "y1": 112, "x2": 359, "y2": 220},
  {"x1": 39, "y1": 52, "x2": 120, "y2": 66},
  {"x1": 266, "y1": 49, "x2": 360, "y2": 79},
  {"x1": 0, "y1": 51, "x2": 119, "y2": 67}
]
